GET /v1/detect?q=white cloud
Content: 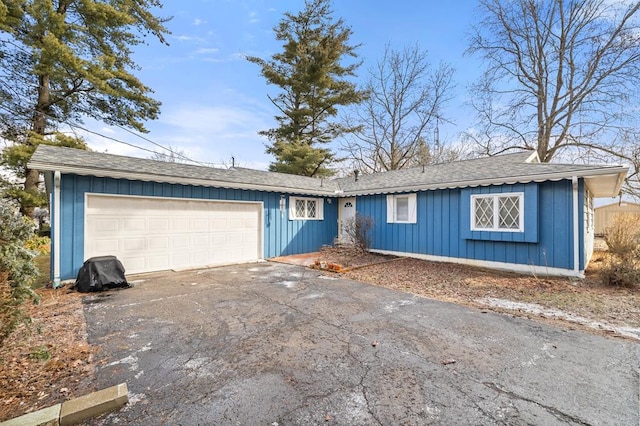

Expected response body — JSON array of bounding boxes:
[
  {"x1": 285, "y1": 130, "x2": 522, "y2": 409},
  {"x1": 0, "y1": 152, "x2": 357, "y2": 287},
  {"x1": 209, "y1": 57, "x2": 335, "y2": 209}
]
[
  {"x1": 156, "y1": 103, "x2": 273, "y2": 166},
  {"x1": 248, "y1": 11, "x2": 259, "y2": 24},
  {"x1": 193, "y1": 18, "x2": 206, "y2": 26},
  {"x1": 194, "y1": 47, "x2": 219, "y2": 55}
]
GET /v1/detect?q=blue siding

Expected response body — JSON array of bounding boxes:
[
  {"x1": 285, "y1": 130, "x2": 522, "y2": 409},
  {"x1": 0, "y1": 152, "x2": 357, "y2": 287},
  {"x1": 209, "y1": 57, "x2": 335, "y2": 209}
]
[
  {"x1": 55, "y1": 174, "x2": 338, "y2": 280},
  {"x1": 358, "y1": 179, "x2": 578, "y2": 271}
]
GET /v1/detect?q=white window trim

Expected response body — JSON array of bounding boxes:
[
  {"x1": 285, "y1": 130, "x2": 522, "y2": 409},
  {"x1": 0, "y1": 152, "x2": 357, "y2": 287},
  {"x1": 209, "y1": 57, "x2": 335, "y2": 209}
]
[
  {"x1": 386, "y1": 193, "x2": 417, "y2": 224},
  {"x1": 289, "y1": 196, "x2": 324, "y2": 220},
  {"x1": 471, "y1": 192, "x2": 524, "y2": 232}
]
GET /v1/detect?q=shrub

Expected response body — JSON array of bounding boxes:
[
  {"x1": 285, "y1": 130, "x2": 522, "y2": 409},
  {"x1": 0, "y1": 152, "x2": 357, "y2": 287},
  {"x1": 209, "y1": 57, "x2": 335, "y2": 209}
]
[
  {"x1": 343, "y1": 213, "x2": 374, "y2": 252},
  {"x1": 0, "y1": 200, "x2": 40, "y2": 342},
  {"x1": 604, "y1": 213, "x2": 640, "y2": 257},
  {"x1": 602, "y1": 213, "x2": 640, "y2": 287},
  {"x1": 24, "y1": 235, "x2": 51, "y2": 255}
]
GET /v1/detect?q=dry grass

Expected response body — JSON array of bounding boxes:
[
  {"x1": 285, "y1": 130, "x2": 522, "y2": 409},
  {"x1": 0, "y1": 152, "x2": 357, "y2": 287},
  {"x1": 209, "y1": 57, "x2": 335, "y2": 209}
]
[
  {"x1": 320, "y1": 247, "x2": 640, "y2": 331},
  {"x1": 602, "y1": 213, "x2": 640, "y2": 287}
]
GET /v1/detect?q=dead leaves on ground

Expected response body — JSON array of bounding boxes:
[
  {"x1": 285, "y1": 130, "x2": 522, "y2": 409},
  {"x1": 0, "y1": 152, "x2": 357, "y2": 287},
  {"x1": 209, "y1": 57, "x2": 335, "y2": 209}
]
[
  {"x1": 328, "y1": 251, "x2": 640, "y2": 330},
  {"x1": 0, "y1": 287, "x2": 97, "y2": 421}
]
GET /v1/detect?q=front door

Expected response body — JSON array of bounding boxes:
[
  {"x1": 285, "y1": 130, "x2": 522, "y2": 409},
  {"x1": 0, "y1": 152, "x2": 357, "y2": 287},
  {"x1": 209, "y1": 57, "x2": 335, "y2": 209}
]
[{"x1": 339, "y1": 197, "x2": 356, "y2": 243}]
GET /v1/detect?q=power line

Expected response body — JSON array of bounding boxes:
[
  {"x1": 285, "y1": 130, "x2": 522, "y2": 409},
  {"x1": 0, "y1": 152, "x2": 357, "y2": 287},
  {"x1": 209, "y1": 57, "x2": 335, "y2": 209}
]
[{"x1": 0, "y1": 100, "x2": 228, "y2": 168}]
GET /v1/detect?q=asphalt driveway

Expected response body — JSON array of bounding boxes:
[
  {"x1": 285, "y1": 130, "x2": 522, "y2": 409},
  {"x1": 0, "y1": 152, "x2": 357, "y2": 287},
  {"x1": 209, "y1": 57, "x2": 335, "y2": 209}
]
[{"x1": 84, "y1": 262, "x2": 639, "y2": 425}]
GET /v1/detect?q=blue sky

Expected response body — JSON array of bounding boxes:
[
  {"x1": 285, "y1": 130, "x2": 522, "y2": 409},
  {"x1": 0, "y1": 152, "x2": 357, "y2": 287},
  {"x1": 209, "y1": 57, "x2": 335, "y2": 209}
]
[{"x1": 81, "y1": 0, "x2": 483, "y2": 169}]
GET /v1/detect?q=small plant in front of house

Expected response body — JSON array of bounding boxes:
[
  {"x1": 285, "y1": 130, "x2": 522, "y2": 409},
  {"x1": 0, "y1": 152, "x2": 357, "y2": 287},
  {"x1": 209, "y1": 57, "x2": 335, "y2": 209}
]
[
  {"x1": 343, "y1": 213, "x2": 374, "y2": 253},
  {"x1": 602, "y1": 213, "x2": 640, "y2": 287},
  {"x1": 28, "y1": 345, "x2": 51, "y2": 362}
]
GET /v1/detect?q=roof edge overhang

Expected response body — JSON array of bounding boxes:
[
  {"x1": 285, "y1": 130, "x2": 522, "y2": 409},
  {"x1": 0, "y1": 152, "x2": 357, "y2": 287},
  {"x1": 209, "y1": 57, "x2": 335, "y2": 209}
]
[
  {"x1": 341, "y1": 167, "x2": 629, "y2": 197},
  {"x1": 29, "y1": 160, "x2": 628, "y2": 199},
  {"x1": 28, "y1": 162, "x2": 339, "y2": 197}
]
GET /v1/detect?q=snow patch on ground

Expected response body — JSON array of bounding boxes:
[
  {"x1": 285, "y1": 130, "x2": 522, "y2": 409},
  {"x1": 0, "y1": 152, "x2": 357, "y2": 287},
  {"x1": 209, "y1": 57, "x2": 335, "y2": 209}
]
[
  {"x1": 384, "y1": 299, "x2": 417, "y2": 313},
  {"x1": 317, "y1": 275, "x2": 338, "y2": 280},
  {"x1": 303, "y1": 292, "x2": 324, "y2": 299},
  {"x1": 107, "y1": 354, "x2": 139, "y2": 371},
  {"x1": 477, "y1": 297, "x2": 640, "y2": 340}
]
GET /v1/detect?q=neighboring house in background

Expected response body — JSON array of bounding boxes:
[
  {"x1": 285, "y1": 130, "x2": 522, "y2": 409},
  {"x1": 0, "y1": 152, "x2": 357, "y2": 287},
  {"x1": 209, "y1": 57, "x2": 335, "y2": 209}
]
[
  {"x1": 594, "y1": 202, "x2": 640, "y2": 236},
  {"x1": 29, "y1": 145, "x2": 627, "y2": 287}
]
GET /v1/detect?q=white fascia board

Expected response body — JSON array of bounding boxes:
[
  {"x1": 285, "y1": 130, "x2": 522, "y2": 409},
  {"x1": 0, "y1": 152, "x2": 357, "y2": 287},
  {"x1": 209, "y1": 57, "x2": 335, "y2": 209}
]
[
  {"x1": 28, "y1": 163, "x2": 337, "y2": 197},
  {"x1": 344, "y1": 167, "x2": 629, "y2": 197}
]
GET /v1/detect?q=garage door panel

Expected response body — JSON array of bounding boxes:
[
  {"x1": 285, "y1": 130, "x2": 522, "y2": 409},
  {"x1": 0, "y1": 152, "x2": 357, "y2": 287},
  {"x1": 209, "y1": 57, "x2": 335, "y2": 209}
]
[
  {"x1": 170, "y1": 252, "x2": 190, "y2": 267},
  {"x1": 244, "y1": 218, "x2": 258, "y2": 229},
  {"x1": 171, "y1": 235, "x2": 190, "y2": 248},
  {"x1": 85, "y1": 195, "x2": 262, "y2": 275},
  {"x1": 147, "y1": 236, "x2": 170, "y2": 250},
  {"x1": 124, "y1": 218, "x2": 146, "y2": 232},
  {"x1": 172, "y1": 218, "x2": 190, "y2": 232},
  {"x1": 123, "y1": 238, "x2": 145, "y2": 251},
  {"x1": 211, "y1": 218, "x2": 227, "y2": 228},
  {"x1": 228, "y1": 217, "x2": 244, "y2": 228},
  {"x1": 190, "y1": 218, "x2": 209, "y2": 232},
  {"x1": 147, "y1": 255, "x2": 170, "y2": 269},
  {"x1": 92, "y1": 239, "x2": 119, "y2": 253},
  {"x1": 149, "y1": 218, "x2": 170, "y2": 231},
  {"x1": 190, "y1": 234, "x2": 210, "y2": 247},
  {"x1": 190, "y1": 252, "x2": 210, "y2": 265},
  {"x1": 211, "y1": 232, "x2": 228, "y2": 245},
  {"x1": 91, "y1": 218, "x2": 120, "y2": 233},
  {"x1": 121, "y1": 256, "x2": 146, "y2": 272}
]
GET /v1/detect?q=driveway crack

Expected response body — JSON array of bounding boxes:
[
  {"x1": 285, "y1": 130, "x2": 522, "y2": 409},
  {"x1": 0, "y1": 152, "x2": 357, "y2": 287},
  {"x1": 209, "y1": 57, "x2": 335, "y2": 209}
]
[{"x1": 483, "y1": 382, "x2": 591, "y2": 425}]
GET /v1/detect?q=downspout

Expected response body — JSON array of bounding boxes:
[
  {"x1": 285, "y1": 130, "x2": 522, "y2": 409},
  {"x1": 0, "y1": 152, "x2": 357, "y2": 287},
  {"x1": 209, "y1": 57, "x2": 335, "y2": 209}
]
[
  {"x1": 572, "y1": 176, "x2": 580, "y2": 277},
  {"x1": 53, "y1": 171, "x2": 61, "y2": 288}
]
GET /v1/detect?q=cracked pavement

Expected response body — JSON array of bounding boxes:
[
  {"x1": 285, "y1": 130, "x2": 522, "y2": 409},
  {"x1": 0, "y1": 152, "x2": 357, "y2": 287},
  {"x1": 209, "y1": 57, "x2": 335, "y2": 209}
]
[{"x1": 84, "y1": 262, "x2": 639, "y2": 425}]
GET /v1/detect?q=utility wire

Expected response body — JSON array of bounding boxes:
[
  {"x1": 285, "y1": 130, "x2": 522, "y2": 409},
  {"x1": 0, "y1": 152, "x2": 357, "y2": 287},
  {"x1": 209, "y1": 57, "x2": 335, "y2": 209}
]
[
  {"x1": 0, "y1": 52, "x2": 226, "y2": 166},
  {"x1": 0, "y1": 98, "x2": 227, "y2": 167}
]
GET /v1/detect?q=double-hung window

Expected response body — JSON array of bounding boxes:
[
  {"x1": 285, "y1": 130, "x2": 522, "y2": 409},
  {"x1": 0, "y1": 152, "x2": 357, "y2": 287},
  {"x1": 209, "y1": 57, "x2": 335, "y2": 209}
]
[
  {"x1": 289, "y1": 196, "x2": 323, "y2": 220},
  {"x1": 471, "y1": 193, "x2": 523, "y2": 232}
]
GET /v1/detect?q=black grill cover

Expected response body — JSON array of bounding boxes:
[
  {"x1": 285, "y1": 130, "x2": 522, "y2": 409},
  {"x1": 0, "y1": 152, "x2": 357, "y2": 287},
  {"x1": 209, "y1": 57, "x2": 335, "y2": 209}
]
[{"x1": 74, "y1": 256, "x2": 129, "y2": 293}]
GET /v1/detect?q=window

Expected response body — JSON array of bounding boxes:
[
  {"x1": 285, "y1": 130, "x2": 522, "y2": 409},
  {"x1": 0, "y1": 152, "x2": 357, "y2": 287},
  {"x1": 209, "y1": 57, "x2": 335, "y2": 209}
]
[
  {"x1": 471, "y1": 193, "x2": 523, "y2": 232},
  {"x1": 584, "y1": 189, "x2": 593, "y2": 231},
  {"x1": 289, "y1": 196, "x2": 323, "y2": 220},
  {"x1": 386, "y1": 193, "x2": 417, "y2": 223}
]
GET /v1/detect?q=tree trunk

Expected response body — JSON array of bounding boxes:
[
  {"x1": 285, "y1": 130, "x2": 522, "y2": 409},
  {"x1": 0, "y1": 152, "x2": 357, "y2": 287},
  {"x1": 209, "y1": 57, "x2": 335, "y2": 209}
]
[{"x1": 22, "y1": 75, "x2": 51, "y2": 218}]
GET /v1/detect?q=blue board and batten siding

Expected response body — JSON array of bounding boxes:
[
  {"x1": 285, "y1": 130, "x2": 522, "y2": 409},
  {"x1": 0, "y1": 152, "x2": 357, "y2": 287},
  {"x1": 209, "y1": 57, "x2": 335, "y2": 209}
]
[
  {"x1": 55, "y1": 174, "x2": 338, "y2": 280},
  {"x1": 357, "y1": 179, "x2": 585, "y2": 272}
]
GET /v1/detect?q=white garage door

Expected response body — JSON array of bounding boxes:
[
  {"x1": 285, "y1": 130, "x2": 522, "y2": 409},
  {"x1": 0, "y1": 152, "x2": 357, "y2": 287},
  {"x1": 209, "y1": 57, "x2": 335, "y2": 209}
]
[{"x1": 85, "y1": 194, "x2": 262, "y2": 274}]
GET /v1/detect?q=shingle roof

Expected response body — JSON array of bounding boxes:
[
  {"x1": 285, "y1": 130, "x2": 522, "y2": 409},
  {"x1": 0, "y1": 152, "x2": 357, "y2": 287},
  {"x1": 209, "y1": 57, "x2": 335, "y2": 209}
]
[
  {"x1": 29, "y1": 145, "x2": 628, "y2": 197},
  {"x1": 29, "y1": 145, "x2": 339, "y2": 195},
  {"x1": 335, "y1": 151, "x2": 627, "y2": 196}
]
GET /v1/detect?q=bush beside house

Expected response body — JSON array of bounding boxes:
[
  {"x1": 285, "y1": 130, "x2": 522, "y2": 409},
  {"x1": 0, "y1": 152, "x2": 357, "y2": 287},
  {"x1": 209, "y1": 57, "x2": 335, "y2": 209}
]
[
  {"x1": 602, "y1": 213, "x2": 640, "y2": 287},
  {"x1": 0, "y1": 201, "x2": 40, "y2": 343}
]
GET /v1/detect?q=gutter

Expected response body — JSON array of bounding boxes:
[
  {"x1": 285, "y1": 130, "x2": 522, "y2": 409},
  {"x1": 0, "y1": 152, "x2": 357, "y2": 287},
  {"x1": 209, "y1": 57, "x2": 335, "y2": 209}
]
[
  {"x1": 53, "y1": 171, "x2": 61, "y2": 288},
  {"x1": 572, "y1": 176, "x2": 580, "y2": 276}
]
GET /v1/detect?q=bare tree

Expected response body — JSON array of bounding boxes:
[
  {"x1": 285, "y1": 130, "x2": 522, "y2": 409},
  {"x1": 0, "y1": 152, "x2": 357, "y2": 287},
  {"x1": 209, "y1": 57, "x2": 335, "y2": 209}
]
[
  {"x1": 148, "y1": 146, "x2": 190, "y2": 163},
  {"x1": 466, "y1": 0, "x2": 640, "y2": 194},
  {"x1": 343, "y1": 44, "x2": 456, "y2": 172}
]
